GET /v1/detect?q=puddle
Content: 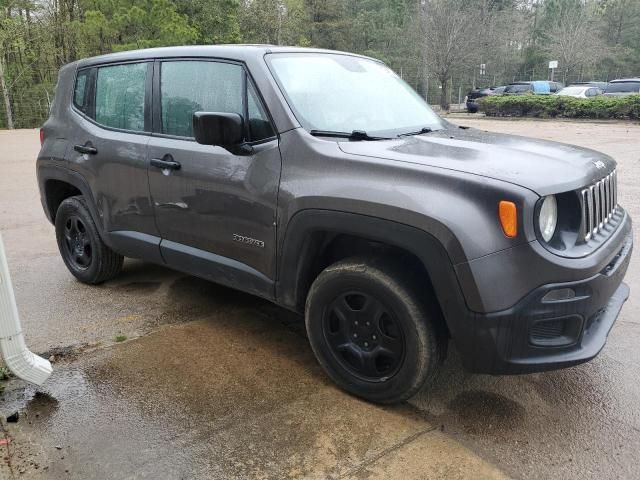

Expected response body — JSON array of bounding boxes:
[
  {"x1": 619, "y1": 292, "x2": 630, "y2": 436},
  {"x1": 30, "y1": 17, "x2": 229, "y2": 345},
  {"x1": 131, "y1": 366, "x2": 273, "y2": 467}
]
[
  {"x1": 1, "y1": 370, "x2": 88, "y2": 423},
  {"x1": 0, "y1": 319, "x2": 448, "y2": 479}
]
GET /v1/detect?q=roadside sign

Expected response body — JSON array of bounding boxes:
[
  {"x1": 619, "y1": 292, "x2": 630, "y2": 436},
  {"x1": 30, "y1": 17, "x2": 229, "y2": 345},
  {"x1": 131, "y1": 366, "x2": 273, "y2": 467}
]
[{"x1": 549, "y1": 61, "x2": 558, "y2": 69}]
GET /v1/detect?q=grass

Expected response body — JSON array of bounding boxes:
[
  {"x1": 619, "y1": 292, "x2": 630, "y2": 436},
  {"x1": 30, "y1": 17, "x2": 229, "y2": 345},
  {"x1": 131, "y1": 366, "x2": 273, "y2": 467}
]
[{"x1": 114, "y1": 335, "x2": 127, "y2": 343}]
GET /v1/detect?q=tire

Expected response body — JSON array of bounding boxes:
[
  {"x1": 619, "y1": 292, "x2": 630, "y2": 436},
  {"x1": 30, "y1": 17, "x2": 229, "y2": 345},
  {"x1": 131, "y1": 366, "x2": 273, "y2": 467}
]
[
  {"x1": 305, "y1": 256, "x2": 445, "y2": 404},
  {"x1": 55, "y1": 196, "x2": 123, "y2": 284}
]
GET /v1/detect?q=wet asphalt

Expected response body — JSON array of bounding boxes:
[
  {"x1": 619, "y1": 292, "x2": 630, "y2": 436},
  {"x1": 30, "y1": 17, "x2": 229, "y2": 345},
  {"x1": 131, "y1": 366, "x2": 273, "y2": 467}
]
[{"x1": 0, "y1": 118, "x2": 639, "y2": 479}]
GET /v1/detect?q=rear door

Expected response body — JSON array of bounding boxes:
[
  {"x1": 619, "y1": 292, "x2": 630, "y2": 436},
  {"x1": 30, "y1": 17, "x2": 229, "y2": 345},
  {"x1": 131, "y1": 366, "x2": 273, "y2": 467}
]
[
  {"x1": 147, "y1": 59, "x2": 281, "y2": 297},
  {"x1": 66, "y1": 62, "x2": 160, "y2": 260}
]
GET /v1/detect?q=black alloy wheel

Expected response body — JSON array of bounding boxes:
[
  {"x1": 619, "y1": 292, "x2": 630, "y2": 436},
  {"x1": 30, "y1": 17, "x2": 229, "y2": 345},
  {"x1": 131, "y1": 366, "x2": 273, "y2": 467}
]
[
  {"x1": 62, "y1": 215, "x2": 93, "y2": 270},
  {"x1": 305, "y1": 257, "x2": 445, "y2": 404},
  {"x1": 55, "y1": 196, "x2": 124, "y2": 284},
  {"x1": 323, "y1": 292, "x2": 405, "y2": 381}
]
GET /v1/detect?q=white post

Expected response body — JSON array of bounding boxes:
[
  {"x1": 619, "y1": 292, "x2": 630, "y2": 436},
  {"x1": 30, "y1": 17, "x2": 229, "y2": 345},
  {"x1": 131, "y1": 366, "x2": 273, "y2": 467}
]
[{"x1": 0, "y1": 233, "x2": 52, "y2": 385}]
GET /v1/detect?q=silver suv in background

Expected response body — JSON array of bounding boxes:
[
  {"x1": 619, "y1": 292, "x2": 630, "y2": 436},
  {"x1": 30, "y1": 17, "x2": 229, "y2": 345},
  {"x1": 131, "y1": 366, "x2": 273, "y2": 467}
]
[{"x1": 604, "y1": 78, "x2": 640, "y2": 97}]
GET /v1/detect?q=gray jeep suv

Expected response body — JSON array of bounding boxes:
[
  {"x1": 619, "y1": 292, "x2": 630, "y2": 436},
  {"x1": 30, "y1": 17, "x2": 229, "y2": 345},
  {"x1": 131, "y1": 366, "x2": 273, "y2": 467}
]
[{"x1": 37, "y1": 46, "x2": 632, "y2": 403}]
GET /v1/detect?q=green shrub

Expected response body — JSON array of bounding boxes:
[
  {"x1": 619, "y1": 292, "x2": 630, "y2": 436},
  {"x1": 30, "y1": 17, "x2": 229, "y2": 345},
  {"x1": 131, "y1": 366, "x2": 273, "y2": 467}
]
[{"x1": 478, "y1": 94, "x2": 640, "y2": 120}]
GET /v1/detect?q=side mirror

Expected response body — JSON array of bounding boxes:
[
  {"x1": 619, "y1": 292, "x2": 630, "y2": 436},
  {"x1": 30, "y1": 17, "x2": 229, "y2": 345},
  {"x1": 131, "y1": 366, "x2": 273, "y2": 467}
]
[{"x1": 193, "y1": 112, "x2": 244, "y2": 147}]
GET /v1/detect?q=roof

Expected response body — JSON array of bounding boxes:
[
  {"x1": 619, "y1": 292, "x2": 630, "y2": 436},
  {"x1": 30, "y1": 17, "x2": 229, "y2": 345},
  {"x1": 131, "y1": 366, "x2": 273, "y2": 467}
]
[
  {"x1": 75, "y1": 45, "x2": 378, "y2": 68},
  {"x1": 609, "y1": 78, "x2": 640, "y2": 83}
]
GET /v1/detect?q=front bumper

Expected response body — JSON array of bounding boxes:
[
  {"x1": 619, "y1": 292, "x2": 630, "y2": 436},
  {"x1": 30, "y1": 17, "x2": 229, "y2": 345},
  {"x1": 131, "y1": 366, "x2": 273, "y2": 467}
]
[{"x1": 453, "y1": 224, "x2": 632, "y2": 375}]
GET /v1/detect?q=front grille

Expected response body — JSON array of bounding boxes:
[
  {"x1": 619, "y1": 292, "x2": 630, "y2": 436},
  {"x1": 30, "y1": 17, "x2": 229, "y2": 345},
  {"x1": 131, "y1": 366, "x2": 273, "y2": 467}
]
[{"x1": 580, "y1": 170, "x2": 618, "y2": 241}]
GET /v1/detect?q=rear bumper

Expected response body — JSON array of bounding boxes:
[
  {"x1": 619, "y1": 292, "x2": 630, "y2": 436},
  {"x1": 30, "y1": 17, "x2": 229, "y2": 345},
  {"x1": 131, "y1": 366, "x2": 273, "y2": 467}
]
[{"x1": 454, "y1": 228, "x2": 632, "y2": 375}]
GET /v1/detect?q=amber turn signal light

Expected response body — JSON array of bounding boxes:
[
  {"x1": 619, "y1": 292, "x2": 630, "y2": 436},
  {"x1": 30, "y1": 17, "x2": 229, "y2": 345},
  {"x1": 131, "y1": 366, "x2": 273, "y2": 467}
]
[{"x1": 498, "y1": 201, "x2": 517, "y2": 238}]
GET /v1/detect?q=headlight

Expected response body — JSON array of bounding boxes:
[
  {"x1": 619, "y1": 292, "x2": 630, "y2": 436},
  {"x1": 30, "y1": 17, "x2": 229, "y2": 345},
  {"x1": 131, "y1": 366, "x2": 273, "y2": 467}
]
[{"x1": 539, "y1": 195, "x2": 558, "y2": 242}]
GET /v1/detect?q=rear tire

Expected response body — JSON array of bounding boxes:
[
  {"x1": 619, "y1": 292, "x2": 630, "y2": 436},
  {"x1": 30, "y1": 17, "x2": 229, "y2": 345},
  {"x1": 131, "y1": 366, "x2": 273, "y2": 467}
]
[
  {"x1": 305, "y1": 256, "x2": 444, "y2": 404},
  {"x1": 55, "y1": 196, "x2": 123, "y2": 284}
]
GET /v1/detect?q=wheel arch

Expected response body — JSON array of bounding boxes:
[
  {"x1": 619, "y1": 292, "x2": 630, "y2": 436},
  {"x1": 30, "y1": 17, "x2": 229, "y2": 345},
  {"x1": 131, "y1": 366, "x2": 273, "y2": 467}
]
[
  {"x1": 276, "y1": 210, "x2": 473, "y2": 338},
  {"x1": 39, "y1": 165, "x2": 103, "y2": 236}
]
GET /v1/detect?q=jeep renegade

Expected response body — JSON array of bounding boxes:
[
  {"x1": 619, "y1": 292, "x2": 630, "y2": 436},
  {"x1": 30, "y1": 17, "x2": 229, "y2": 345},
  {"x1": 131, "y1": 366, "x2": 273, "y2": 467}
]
[{"x1": 37, "y1": 46, "x2": 632, "y2": 403}]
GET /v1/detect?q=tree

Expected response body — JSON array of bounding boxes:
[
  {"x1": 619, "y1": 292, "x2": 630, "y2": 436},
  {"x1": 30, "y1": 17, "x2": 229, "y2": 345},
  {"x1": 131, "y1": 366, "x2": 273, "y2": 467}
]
[
  {"x1": 0, "y1": 55, "x2": 13, "y2": 129},
  {"x1": 599, "y1": 0, "x2": 640, "y2": 77},
  {"x1": 418, "y1": 0, "x2": 480, "y2": 109},
  {"x1": 1, "y1": 0, "x2": 639, "y2": 129},
  {"x1": 239, "y1": 0, "x2": 309, "y2": 45},
  {"x1": 305, "y1": 0, "x2": 351, "y2": 49},
  {"x1": 174, "y1": 0, "x2": 241, "y2": 44},
  {"x1": 543, "y1": 1, "x2": 607, "y2": 82}
]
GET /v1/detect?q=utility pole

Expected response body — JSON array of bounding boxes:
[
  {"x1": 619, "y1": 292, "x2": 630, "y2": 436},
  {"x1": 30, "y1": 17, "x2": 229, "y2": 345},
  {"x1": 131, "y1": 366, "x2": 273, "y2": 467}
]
[{"x1": 0, "y1": 55, "x2": 14, "y2": 129}]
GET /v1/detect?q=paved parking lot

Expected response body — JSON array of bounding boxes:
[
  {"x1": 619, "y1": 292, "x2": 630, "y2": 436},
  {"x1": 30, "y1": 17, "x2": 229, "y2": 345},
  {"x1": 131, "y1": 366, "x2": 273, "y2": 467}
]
[{"x1": 1, "y1": 118, "x2": 639, "y2": 479}]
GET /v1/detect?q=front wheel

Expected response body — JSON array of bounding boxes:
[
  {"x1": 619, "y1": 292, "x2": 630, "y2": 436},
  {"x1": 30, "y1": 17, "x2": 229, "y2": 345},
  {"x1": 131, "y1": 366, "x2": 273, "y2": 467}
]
[
  {"x1": 305, "y1": 257, "x2": 445, "y2": 404},
  {"x1": 55, "y1": 196, "x2": 123, "y2": 284}
]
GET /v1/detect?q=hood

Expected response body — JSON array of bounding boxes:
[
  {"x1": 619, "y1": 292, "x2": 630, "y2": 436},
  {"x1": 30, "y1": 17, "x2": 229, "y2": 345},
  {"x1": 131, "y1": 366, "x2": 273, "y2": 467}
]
[{"x1": 338, "y1": 127, "x2": 616, "y2": 196}]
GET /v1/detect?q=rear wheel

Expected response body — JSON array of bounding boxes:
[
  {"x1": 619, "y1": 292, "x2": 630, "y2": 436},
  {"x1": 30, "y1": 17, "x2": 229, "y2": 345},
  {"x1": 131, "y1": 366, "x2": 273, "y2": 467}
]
[
  {"x1": 305, "y1": 257, "x2": 444, "y2": 404},
  {"x1": 55, "y1": 196, "x2": 123, "y2": 284}
]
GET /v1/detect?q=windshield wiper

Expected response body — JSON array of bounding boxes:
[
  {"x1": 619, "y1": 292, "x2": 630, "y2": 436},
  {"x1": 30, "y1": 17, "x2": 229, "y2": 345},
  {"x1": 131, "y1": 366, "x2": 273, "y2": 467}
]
[
  {"x1": 309, "y1": 129, "x2": 391, "y2": 141},
  {"x1": 397, "y1": 127, "x2": 434, "y2": 137}
]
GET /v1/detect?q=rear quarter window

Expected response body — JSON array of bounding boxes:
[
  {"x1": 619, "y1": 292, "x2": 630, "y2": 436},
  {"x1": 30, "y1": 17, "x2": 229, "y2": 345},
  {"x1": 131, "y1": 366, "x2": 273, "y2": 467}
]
[{"x1": 73, "y1": 69, "x2": 91, "y2": 114}]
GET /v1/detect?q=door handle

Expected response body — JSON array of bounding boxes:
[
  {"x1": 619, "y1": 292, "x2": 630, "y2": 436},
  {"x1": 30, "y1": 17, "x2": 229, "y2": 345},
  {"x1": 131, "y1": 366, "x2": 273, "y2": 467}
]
[
  {"x1": 74, "y1": 144, "x2": 98, "y2": 155},
  {"x1": 151, "y1": 158, "x2": 181, "y2": 171}
]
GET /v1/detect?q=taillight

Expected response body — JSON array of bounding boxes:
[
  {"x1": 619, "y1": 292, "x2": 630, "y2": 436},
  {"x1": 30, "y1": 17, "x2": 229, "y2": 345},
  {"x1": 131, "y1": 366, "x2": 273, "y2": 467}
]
[{"x1": 39, "y1": 128, "x2": 45, "y2": 146}]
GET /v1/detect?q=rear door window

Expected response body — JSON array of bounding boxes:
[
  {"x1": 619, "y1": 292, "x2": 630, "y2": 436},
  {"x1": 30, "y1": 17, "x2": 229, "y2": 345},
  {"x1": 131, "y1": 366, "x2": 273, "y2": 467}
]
[
  {"x1": 160, "y1": 61, "x2": 244, "y2": 138},
  {"x1": 95, "y1": 63, "x2": 147, "y2": 131}
]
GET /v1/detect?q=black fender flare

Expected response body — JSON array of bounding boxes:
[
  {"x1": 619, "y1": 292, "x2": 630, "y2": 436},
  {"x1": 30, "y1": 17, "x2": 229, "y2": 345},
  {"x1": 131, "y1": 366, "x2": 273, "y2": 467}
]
[
  {"x1": 37, "y1": 163, "x2": 105, "y2": 238},
  {"x1": 275, "y1": 209, "x2": 475, "y2": 339}
]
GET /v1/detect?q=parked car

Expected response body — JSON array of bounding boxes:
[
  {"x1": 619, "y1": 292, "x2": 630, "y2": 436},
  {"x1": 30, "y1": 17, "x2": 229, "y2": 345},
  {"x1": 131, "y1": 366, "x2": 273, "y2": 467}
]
[
  {"x1": 603, "y1": 78, "x2": 640, "y2": 97},
  {"x1": 570, "y1": 81, "x2": 608, "y2": 91},
  {"x1": 504, "y1": 80, "x2": 563, "y2": 95},
  {"x1": 37, "y1": 46, "x2": 632, "y2": 404},
  {"x1": 555, "y1": 86, "x2": 602, "y2": 98},
  {"x1": 465, "y1": 86, "x2": 505, "y2": 113}
]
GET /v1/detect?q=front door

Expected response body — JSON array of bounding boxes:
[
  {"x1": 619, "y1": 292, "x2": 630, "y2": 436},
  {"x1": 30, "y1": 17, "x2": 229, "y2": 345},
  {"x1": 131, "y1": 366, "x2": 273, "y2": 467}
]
[{"x1": 147, "y1": 59, "x2": 281, "y2": 297}]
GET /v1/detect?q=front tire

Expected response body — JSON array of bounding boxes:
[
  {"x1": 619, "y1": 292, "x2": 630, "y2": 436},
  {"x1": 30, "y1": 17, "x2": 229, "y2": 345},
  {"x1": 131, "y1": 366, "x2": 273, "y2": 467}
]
[
  {"x1": 305, "y1": 257, "x2": 444, "y2": 404},
  {"x1": 55, "y1": 196, "x2": 123, "y2": 284}
]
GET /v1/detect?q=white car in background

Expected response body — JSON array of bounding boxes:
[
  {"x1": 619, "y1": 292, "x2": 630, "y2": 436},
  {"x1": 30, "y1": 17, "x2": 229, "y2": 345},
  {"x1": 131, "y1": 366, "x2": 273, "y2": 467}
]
[{"x1": 555, "y1": 85, "x2": 602, "y2": 98}]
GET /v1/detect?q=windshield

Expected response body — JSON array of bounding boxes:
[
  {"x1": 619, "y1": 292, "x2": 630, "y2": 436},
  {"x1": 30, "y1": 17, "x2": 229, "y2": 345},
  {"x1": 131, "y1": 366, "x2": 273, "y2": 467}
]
[
  {"x1": 267, "y1": 53, "x2": 444, "y2": 137},
  {"x1": 605, "y1": 82, "x2": 640, "y2": 93},
  {"x1": 556, "y1": 87, "x2": 586, "y2": 96}
]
